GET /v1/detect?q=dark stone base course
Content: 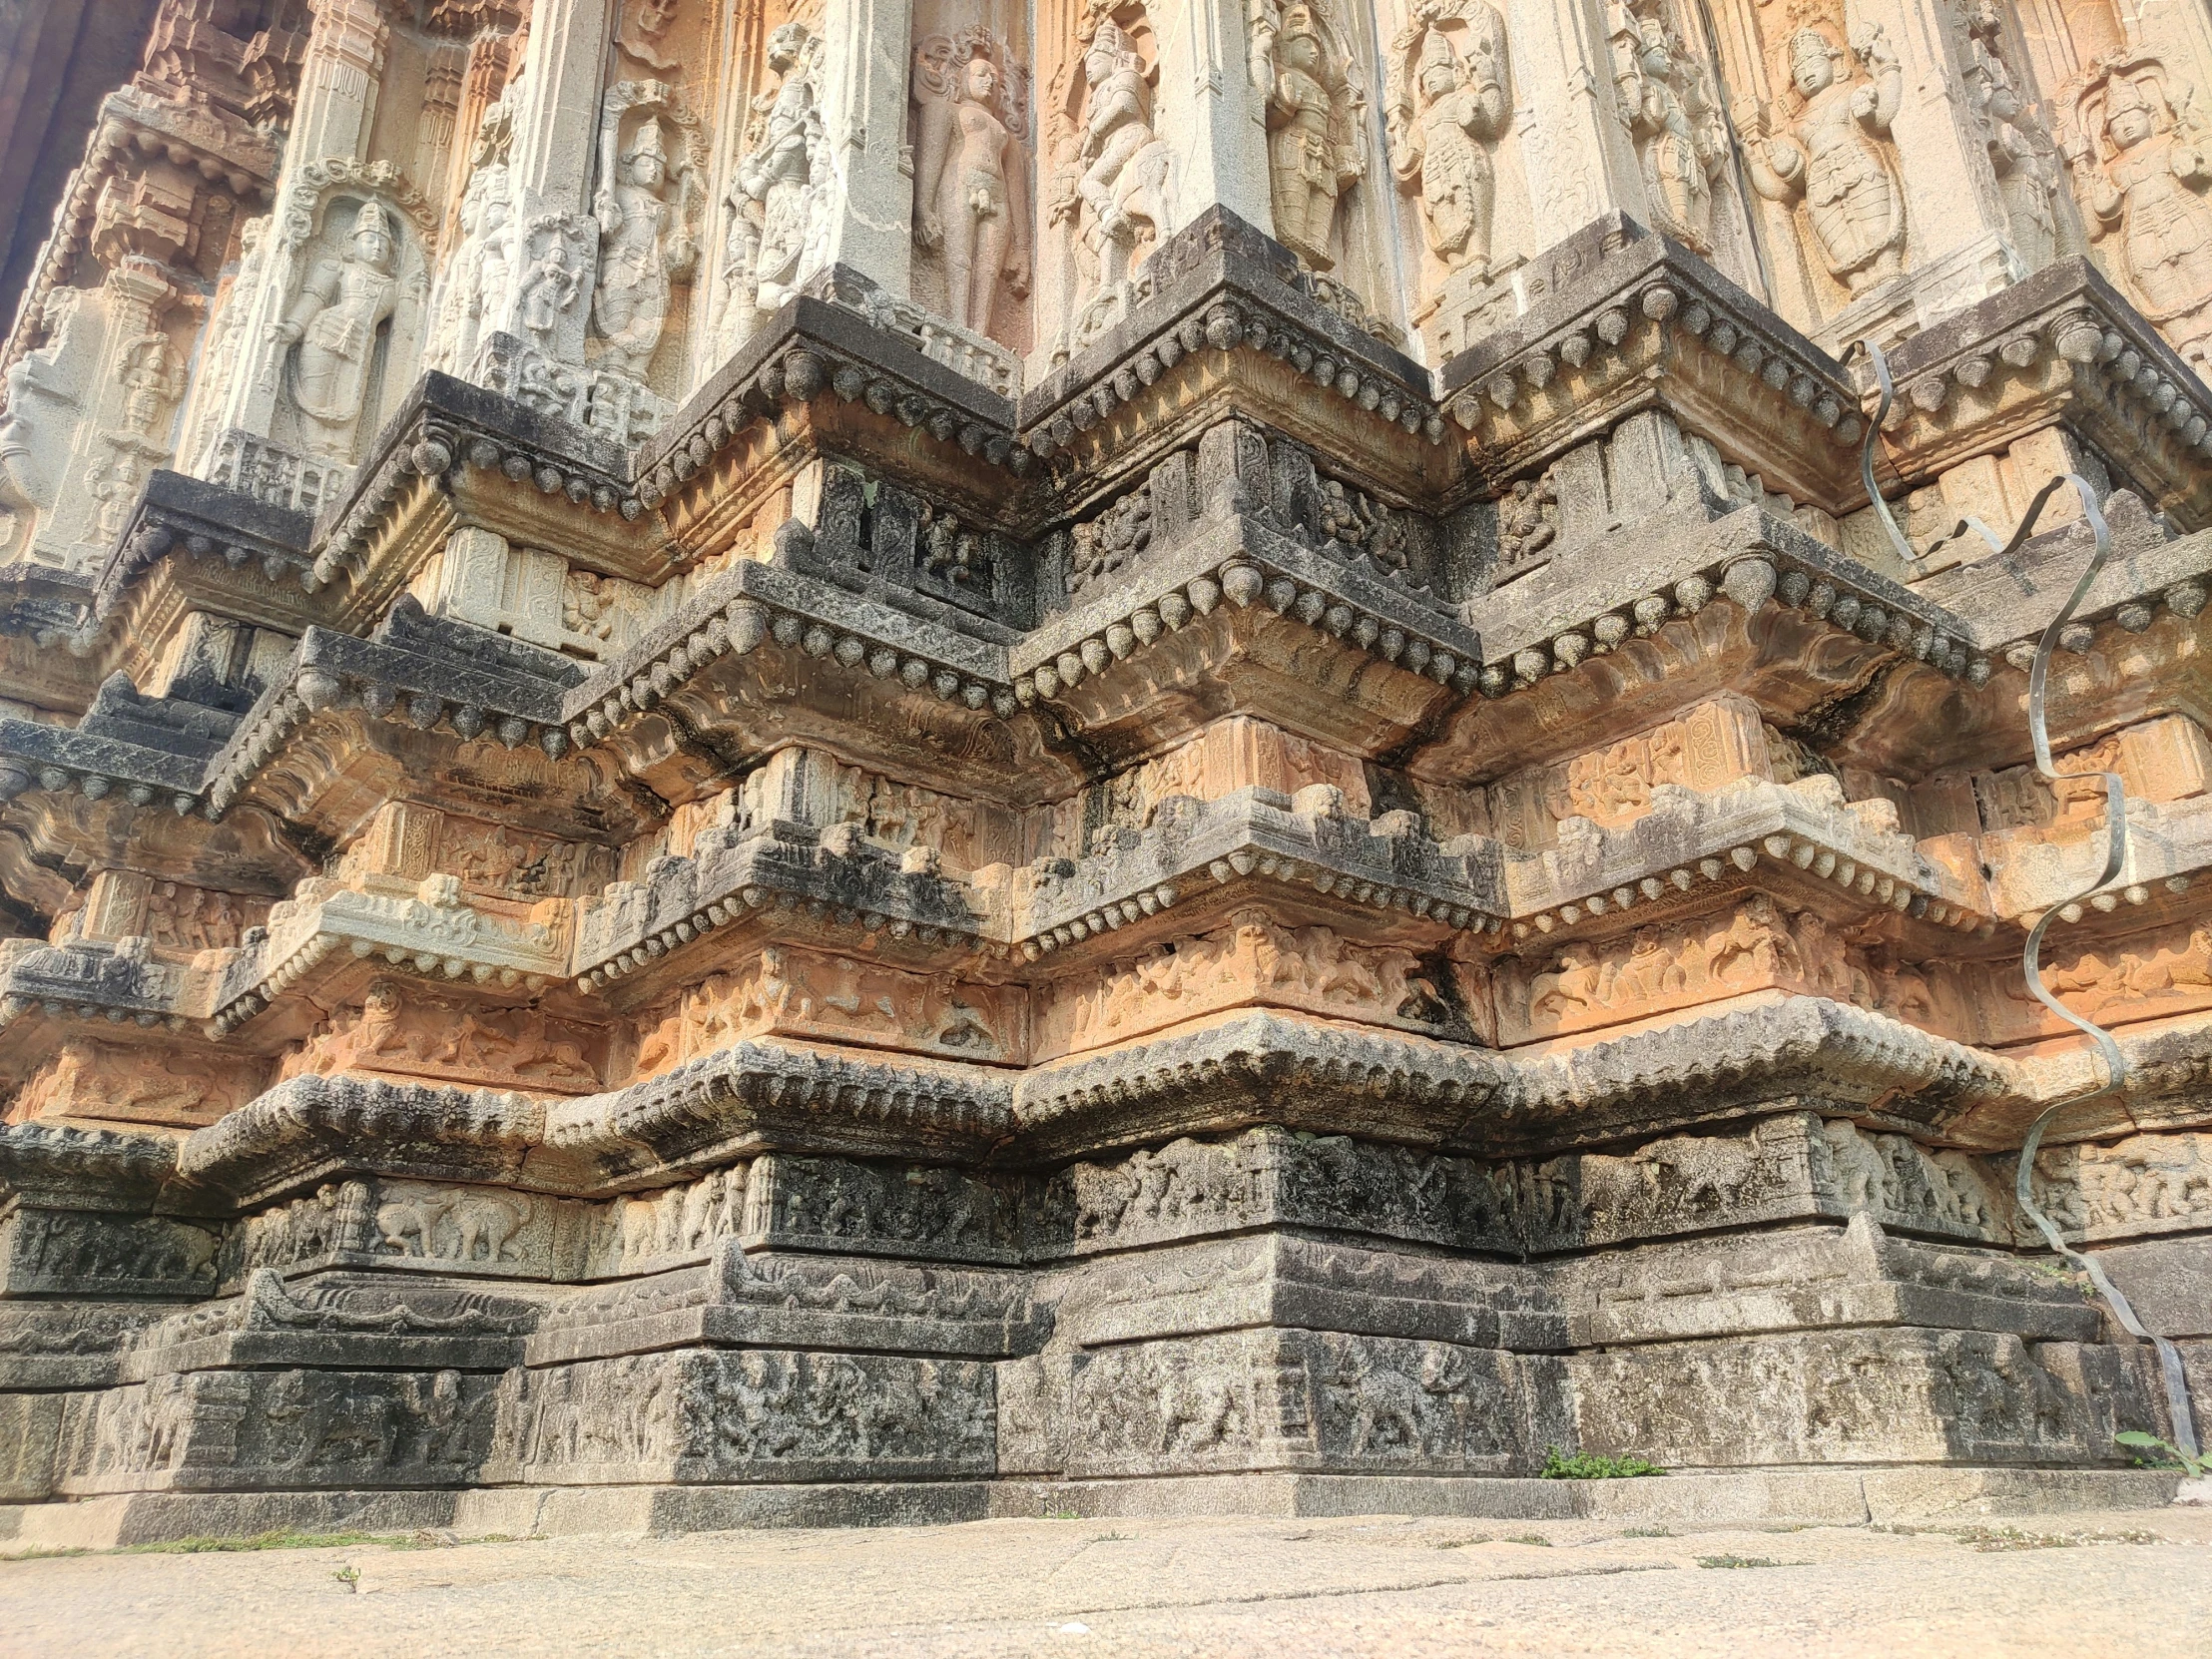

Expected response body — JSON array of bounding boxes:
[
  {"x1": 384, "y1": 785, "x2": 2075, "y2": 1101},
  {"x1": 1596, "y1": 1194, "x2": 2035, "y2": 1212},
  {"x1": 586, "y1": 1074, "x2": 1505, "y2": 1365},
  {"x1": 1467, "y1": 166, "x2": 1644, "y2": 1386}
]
[
  {"x1": 53, "y1": 1366, "x2": 499, "y2": 1495},
  {"x1": 1566, "y1": 1331, "x2": 2171, "y2": 1468},
  {"x1": 0, "y1": 1469, "x2": 2188, "y2": 1551},
  {"x1": 1, "y1": 1114, "x2": 2207, "y2": 1538},
  {"x1": 482, "y1": 1348, "x2": 997, "y2": 1486}
]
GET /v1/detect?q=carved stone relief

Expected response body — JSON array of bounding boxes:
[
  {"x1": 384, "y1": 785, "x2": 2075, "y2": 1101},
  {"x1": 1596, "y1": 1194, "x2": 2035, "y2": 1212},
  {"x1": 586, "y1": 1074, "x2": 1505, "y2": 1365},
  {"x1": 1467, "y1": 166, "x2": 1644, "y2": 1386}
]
[
  {"x1": 1608, "y1": 0, "x2": 1730, "y2": 258},
  {"x1": 716, "y1": 20, "x2": 832, "y2": 354},
  {"x1": 2064, "y1": 49, "x2": 2212, "y2": 359},
  {"x1": 1037, "y1": 908, "x2": 1458, "y2": 1059},
  {"x1": 1960, "y1": 0, "x2": 2059, "y2": 273},
  {"x1": 1065, "y1": 1328, "x2": 1544, "y2": 1476},
  {"x1": 1, "y1": 1208, "x2": 222, "y2": 1297},
  {"x1": 1748, "y1": 20, "x2": 1908, "y2": 300},
  {"x1": 911, "y1": 25, "x2": 1035, "y2": 348},
  {"x1": 1485, "y1": 698, "x2": 1766, "y2": 848},
  {"x1": 82, "y1": 871, "x2": 267, "y2": 954},
  {"x1": 1253, "y1": 1, "x2": 1369, "y2": 273},
  {"x1": 281, "y1": 979, "x2": 604, "y2": 1093},
  {"x1": 2, "y1": 260, "x2": 196, "y2": 566},
  {"x1": 638, "y1": 947, "x2": 1024, "y2": 1069},
  {"x1": 1059, "y1": 715, "x2": 1371, "y2": 858},
  {"x1": 487, "y1": 1348, "x2": 995, "y2": 1480},
  {"x1": 12, "y1": 1041, "x2": 257, "y2": 1131},
  {"x1": 592, "y1": 95, "x2": 702, "y2": 383},
  {"x1": 579, "y1": 1165, "x2": 752, "y2": 1276},
  {"x1": 1586, "y1": 1323, "x2": 2163, "y2": 1467},
  {"x1": 746, "y1": 1152, "x2": 1024, "y2": 1264},
  {"x1": 616, "y1": 0, "x2": 687, "y2": 78},
  {"x1": 226, "y1": 1177, "x2": 578, "y2": 1286},
  {"x1": 1493, "y1": 894, "x2": 1961, "y2": 1044},
  {"x1": 1385, "y1": 2, "x2": 1508, "y2": 290},
  {"x1": 2027, "y1": 1131, "x2": 2212, "y2": 1245},
  {"x1": 60, "y1": 1366, "x2": 497, "y2": 1491},
  {"x1": 423, "y1": 106, "x2": 517, "y2": 376},
  {"x1": 269, "y1": 193, "x2": 417, "y2": 460},
  {"x1": 1042, "y1": 7, "x2": 1177, "y2": 359}
]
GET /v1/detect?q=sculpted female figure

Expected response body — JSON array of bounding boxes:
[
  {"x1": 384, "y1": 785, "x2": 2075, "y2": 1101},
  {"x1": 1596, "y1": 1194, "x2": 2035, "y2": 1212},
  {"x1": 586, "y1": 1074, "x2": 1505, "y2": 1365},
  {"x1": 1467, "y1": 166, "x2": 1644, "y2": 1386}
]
[
  {"x1": 1749, "y1": 28, "x2": 1905, "y2": 294},
  {"x1": 915, "y1": 45, "x2": 1031, "y2": 337},
  {"x1": 593, "y1": 118, "x2": 696, "y2": 377}
]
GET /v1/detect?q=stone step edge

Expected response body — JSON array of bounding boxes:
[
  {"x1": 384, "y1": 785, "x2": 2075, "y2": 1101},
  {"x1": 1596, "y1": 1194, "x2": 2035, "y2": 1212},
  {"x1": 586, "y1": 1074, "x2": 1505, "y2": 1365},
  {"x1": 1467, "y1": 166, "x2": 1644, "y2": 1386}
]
[{"x1": 0, "y1": 1467, "x2": 2185, "y2": 1549}]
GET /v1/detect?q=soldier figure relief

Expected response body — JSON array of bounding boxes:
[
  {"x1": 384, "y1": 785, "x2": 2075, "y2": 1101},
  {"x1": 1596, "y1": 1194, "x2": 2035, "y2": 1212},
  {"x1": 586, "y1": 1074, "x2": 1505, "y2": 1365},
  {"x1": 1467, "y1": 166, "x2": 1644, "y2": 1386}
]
[{"x1": 1750, "y1": 25, "x2": 1907, "y2": 294}]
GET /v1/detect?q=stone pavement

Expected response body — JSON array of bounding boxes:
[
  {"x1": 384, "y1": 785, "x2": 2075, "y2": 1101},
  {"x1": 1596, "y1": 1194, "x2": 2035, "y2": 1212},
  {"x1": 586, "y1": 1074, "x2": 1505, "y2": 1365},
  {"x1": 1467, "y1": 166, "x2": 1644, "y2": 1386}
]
[{"x1": 6, "y1": 1506, "x2": 2210, "y2": 1658}]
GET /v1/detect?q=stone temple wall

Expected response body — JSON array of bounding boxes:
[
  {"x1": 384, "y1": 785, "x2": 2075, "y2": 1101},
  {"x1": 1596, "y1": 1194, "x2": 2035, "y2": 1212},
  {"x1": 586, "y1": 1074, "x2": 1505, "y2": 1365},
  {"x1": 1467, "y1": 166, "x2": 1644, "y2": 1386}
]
[{"x1": 0, "y1": 0, "x2": 2209, "y2": 1536}]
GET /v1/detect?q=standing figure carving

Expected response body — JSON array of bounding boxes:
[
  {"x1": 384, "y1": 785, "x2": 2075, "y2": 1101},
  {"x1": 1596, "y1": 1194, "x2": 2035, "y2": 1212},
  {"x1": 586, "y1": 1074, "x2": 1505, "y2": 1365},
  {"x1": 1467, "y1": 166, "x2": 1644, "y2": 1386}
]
[
  {"x1": 912, "y1": 32, "x2": 1033, "y2": 340},
  {"x1": 434, "y1": 174, "x2": 514, "y2": 374},
  {"x1": 1257, "y1": 3, "x2": 1366, "y2": 272},
  {"x1": 2066, "y1": 52, "x2": 2212, "y2": 334},
  {"x1": 1072, "y1": 19, "x2": 1171, "y2": 291},
  {"x1": 1386, "y1": 6, "x2": 1508, "y2": 276},
  {"x1": 1749, "y1": 26, "x2": 1906, "y2": 295},
  {"x1": 273, "y1": 200, "x2": 400, "y2": 456},
  {"x1": 114, "y1": 329, "x2": 185, "y2": 440},
  {"x1": 181, "y1": 220, "x2": 265, "y2": 470},
  {"x1": 593, "y1": 116, "x2": 697, "y2": 379},
  {"x1": 1610, "y1": 4, "x2": 1727, "y2": 256},
  {"x1": 1961, "y1": 0, "x2": 2057, "y2": 272},
  {"x1": 1046, "y1": 8, "x2": 1176, "y2": 352},
  {"x1": 427, "y1": 101, "x2": 517, "y2": 376},
  {"x1": 720, "y1": 21, "x2": 830, "y2": 351}
]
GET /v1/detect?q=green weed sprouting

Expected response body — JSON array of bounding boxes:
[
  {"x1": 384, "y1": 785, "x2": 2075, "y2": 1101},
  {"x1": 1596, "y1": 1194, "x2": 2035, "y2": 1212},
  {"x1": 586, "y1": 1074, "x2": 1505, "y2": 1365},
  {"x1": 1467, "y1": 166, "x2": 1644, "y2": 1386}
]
[
  {"x1": 2116, "y1": 1429, "x2": 2211, "y2": 1479},
  {"x1": 1539, "y1": 1445, "x2": 1666, "y2": 1479}
]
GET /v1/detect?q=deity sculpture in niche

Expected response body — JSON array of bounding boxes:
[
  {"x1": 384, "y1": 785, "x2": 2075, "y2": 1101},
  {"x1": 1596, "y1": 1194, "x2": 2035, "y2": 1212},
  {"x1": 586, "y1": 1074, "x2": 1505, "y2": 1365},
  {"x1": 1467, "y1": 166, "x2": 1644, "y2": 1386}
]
[
  {"x1": 718, "y1": 21, "x2": 830, "y2": 353},
  {"x1": 1961, "y1": 0, "x2": 2057, "y2": 272},
  {"x1": 1083, "y1": 20, "x2": 1169, "y2": 278},
  {"x1": 1748, "y1": 25, "x2": 1906, "y2": 296},
  {"x1": 2065, "y1": 51, "x2": 2212, "y2": 340},
  {"x1": 913, "y1": 30, "x2": 1034, "y2": 342},
  {"x1": 1608, "y1": 1, "x2": 1728, "y2": 257},
  {"x1": 1045, "y1": 7, "x2": 1176, "y2": 353},
  {"x1": 114, "y1": 328, "x2": 185, "y2": 440},
  {"x1": 272, "y1": 200, "x2": 401, "y2": 457},
  {"x1": 178, "y1": 218, "x2": 266, "y2": 471},
  {"x1": 1385, "y1": 4, "x2": 1508, "y2": 279},
  {"x1": 426, "y1": 106, "x2": 516, "y2": 375},
  {"x1": 592, "y1": 113, "x2": 699, "y2": 379},
  {"x1": 1255, "y1": 2, "x2": 1367, "y2": 272},
  {"x1": 517, "y1": 241, "x2": 582, "y2": 340},
  {"x1": 85, "y1": 446, "x2": 155, "y2": 543}
]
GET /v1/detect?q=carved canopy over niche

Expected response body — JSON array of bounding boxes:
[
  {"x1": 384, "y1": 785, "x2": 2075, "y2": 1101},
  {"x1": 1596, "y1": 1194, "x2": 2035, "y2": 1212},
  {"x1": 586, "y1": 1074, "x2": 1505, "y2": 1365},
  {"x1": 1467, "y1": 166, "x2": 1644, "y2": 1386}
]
[{"x1": 910, "y1": 9, "x2": 1038, "y2": 354}]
